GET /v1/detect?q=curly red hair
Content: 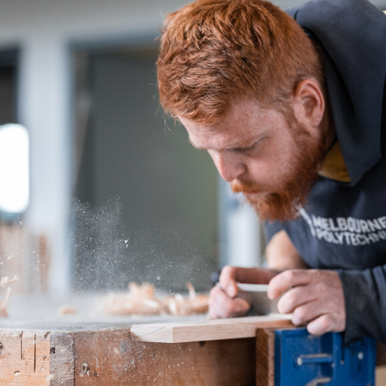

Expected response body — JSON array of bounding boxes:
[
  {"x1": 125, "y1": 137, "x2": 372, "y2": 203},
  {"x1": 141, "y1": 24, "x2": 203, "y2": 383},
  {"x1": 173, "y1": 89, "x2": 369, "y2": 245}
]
[{"x1": 157, "y1": 0, "x2": 323, "y2": 124}]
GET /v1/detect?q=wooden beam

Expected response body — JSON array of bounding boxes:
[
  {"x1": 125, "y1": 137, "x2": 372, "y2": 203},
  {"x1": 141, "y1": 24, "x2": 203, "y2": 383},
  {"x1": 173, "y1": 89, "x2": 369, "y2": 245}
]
[
  {"x1": 0, "y1": 330, "x2": 51, "y2": 385},
  {"x1": 0, "y1": 327, "x2": 257, "y2": 385},
  {"x1": 50, "y1": 333, "x2": 74, "y2": 386},
  {"x1": 256, "y1": 328, "x2": 276, "y2": 386},
  {"x1": 72, "y1": 330, "x2": 256, "y2": 385},
  {"x1": 130, "y1": 315, "x2": 293, "y2": 343}
]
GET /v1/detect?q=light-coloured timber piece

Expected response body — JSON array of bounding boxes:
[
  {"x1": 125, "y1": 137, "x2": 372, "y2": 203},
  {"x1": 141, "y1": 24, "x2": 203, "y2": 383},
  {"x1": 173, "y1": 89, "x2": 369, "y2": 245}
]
[{"x1": 130, "y1": 314, "x2": 293, "y2": 343}]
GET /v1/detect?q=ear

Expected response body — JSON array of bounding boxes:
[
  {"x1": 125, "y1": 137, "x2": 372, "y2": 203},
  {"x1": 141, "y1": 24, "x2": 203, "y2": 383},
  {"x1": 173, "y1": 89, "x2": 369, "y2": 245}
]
[{"x1": 292, "y1": 79, "x2": 325, "y2": 128}]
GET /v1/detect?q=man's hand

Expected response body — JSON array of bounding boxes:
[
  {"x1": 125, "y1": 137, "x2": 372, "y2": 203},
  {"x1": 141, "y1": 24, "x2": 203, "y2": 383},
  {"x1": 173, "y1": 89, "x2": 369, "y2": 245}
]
[
  {"x1": 209, "y1": 266, "x2": 278, "y2": 319},
  {"x1": 268, "y1": 269, "x2": 346, "y2": 335}
]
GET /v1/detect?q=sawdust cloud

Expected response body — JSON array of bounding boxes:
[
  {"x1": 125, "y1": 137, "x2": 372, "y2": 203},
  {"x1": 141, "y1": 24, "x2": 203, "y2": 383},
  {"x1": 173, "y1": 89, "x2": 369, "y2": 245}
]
[{"x1": 70, "y1": 198, "x2": 216, "y2": 293}]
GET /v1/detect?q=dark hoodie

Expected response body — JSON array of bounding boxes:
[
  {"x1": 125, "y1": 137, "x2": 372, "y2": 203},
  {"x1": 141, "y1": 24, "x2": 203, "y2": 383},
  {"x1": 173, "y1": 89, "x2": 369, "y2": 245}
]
[{"x1": 265, "y1": 0, "x2": 386, "y2": 343}]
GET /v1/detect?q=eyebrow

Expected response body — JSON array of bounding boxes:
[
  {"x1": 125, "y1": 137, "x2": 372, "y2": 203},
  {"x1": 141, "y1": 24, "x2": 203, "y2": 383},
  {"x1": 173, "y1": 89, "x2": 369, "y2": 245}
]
[{"x1": 189, "y1": 138, "x2": 260, "y2": 152}]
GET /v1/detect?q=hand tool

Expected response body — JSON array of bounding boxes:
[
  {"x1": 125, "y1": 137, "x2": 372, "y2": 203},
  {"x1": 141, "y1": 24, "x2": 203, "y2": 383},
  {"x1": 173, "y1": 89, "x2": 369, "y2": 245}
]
[
  {"x1": 236, "y1": 282, "x2": 279, "y2": 315},
  {"x1": 216, "y1": 282, "x2": 279, "y2": 315}
]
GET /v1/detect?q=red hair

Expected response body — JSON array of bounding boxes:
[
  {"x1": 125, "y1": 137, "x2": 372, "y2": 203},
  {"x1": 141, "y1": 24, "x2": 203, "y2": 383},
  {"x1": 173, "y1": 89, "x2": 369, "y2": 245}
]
[{"x1": 157, "y1": 0, "x2": 323, "y2": 123}]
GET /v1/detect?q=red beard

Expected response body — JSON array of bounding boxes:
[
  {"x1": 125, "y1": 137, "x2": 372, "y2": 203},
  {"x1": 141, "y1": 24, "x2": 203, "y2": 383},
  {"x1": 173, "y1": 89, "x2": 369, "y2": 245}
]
[{"x1": 231, "y1": 124, "x2": 328, "y2": 222}]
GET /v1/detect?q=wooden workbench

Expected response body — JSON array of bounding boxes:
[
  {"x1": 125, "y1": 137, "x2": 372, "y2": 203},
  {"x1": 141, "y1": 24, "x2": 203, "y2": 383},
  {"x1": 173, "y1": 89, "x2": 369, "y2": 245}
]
[
  {"x1": 0, "y1": 315, "x2": 292, "y2": 386},
  {"x1": 1, "y1": 312, "x2": 386, "y2": 386}
]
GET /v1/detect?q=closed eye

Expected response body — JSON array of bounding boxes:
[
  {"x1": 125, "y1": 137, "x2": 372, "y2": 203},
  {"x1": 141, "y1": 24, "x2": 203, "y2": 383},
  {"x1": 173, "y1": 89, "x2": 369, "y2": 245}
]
[{"x1": 233, "y1": 137, "x2": 264, "y2": 154}]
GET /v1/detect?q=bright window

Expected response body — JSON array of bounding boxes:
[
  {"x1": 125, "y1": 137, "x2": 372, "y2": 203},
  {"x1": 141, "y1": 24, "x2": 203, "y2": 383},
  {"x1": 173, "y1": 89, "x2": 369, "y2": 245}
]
[{"x1": 0, "y1": 124, "x2": 29, "y2": 214}]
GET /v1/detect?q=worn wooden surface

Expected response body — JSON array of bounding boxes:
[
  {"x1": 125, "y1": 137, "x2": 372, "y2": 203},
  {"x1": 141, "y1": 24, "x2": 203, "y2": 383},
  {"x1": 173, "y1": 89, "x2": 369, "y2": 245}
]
[
  {"x1": 0, "y1": 330, "x2": 51, "y2": 385},
  {"x1": 1, "y1": 322, "x2": 384, "y2": 385},
  {"x1": 0, "y1": 326, "x2": 256, "y2": 386},
  {"x1": 256, "y1": 328, "x2": 275, "y2": 386},
  {"x1": 130, "y1": 315, "x2": 292, "y2": 343},
  {"x1": 73, "y1": 330, "x2": 255, "y2": 385},
  {"x1": 50, "y1": 333, "x2": 74, "y2": 386}
]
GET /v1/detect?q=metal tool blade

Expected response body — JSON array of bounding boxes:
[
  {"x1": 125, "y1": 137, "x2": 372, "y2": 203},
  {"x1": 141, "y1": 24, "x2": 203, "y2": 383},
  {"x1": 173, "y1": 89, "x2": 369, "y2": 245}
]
[
  {"x1": 216, "y1": 282, "x2": 279, "y2": 315},
  {"x1": 236, "y1": 282, "x2": 279, "y2": 316}
]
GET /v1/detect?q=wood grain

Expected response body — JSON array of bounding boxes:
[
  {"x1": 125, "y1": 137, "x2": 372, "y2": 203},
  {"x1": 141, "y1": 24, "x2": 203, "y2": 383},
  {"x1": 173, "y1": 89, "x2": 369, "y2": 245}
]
[
  {"x1": 72, "y1": 330, "x2": 255, "y2": 386},
  {"x1": 0, "y1": 326, "x2": 257, "y2": 386},
  {"x1": 256, "y1": 328, "x2": 275, "y2": 386},
  {"x1": 131, "y1": 315, "x2": 293, "y2": 343},
  {"x1": 0, "y1": 330, "x2": 50, "y2": 385},
  {"x1": 50, "y1": 333, "x2": 74, "y2": 386}
]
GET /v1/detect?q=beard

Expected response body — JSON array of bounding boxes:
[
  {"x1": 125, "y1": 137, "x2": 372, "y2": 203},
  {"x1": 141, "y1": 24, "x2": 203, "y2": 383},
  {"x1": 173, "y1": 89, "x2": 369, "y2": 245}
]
[{"x1": 231, "y1": 122, "x2": 328, "y2": 222}]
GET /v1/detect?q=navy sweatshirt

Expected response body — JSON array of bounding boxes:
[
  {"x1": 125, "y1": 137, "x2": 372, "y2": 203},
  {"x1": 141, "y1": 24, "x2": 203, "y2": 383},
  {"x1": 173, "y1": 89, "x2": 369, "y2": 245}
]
[{"x1": 265, "y1": 0, "x2": 386, "y2": 344}]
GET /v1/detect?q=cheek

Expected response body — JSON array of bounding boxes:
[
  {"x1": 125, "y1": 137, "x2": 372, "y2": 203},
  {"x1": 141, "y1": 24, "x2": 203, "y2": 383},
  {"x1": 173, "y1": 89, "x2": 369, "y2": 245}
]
[{"x1": 247, "y1": 143, "x2": 295, "y2": 186}]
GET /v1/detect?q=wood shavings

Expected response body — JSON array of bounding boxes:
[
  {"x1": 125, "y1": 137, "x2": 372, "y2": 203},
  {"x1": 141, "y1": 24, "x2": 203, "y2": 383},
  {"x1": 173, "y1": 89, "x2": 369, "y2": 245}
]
[
  {"x1": 0, "y1": 287, "x2": 11, "y2": 317},
  {"x1": 186, "y1": 282, "x2": 196, "y2": 299},
  {"x1": 0, "y1": 276, "x2": 17, "y2": 318},
  {"x1": 58, "y1": 305, "x2": 78, "y2": 315},
  {"x1": 0, "y1": 301, "x2": 8, "y2": 317},
  {"x1": 162, "y1": 293, "x2": 209, "y2": 316},
  {"x1": 0, "y1": 275, "x2": 19, "y2": 287},
  {"x1": 101, "y1": 282, "x2": 209, "y2": 316},
  {"x1": 102, "y1": 282, "x2": 163, "y2": 316}
]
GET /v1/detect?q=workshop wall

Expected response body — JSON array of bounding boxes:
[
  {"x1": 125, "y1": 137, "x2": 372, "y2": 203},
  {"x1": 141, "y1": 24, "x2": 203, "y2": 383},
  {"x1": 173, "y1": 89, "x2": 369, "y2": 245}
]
[{"x1": 73, "y1": 50, "x2": 218, "y2": 291}]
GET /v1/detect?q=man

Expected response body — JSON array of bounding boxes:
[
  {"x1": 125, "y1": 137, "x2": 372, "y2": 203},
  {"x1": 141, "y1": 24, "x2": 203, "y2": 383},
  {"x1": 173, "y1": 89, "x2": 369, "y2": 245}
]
[{"x1": 156, "y1": 0, "x2": 386, "y2": 343}]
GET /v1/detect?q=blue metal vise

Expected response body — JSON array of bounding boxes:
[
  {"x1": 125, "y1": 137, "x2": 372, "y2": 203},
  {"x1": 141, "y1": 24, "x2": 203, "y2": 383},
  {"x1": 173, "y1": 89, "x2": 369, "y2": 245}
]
[{"x1": 274, "y1": 328, "x2": 376, "y2": 386}]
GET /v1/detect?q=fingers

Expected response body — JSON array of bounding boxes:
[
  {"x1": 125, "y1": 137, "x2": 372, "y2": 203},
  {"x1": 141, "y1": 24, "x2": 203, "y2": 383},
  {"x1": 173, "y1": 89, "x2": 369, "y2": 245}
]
[
  {"x1": 290, "y1": 296, "x2": 334, "y2": 326},
  {"x1": 277, "y1": 285, "x2": 318, "y2": 314},
  {"x1": 307, "y1": 314, "x2": 336, "y2": 335},
  {"x1": 209, "y1": 285, "x2": 250, "y2": 319},
  {"x1": 267, "y1": 269, "x2": 346, "y2": 335},
  {"x1": 268, "y1": 269, "x2": 314, "y2": 299},
  {"x1": 220, "y1": 266, "x2": 278, "y2": 298}
]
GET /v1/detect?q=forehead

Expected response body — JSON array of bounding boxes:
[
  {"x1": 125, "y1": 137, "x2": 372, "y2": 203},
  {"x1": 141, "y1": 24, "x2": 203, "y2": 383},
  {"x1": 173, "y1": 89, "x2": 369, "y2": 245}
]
[{"x1": 179, "y1": 99, "x2": 279, "y2": 151}]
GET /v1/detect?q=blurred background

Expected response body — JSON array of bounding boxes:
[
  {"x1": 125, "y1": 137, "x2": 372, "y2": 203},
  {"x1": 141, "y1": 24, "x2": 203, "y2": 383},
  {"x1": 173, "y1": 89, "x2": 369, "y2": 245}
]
[{"x1": 0, "y1": 0, "x2": 384, "y2": 298}]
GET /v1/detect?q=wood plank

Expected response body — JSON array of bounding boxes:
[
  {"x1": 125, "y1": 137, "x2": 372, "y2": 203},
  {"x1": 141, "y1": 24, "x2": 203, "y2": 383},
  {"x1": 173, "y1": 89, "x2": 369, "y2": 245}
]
[
  {"x1": 50, "y1": 333, "x2": 74, "y2": 386},
  {"x1": 0, "y1": 330, "x2": 50, "y2": 385},
  {"x1": 131, "y1": 315, "x2": 293, "y2": 343},
  {"x1": 72, "y1": 329, "x2": 256, "y2": 386},
  {"x1": 256, "y1": 328, "x2": 275, "y2": 386},
  {"x1": 377, "y1": 366, "x2": 386, "y2": 386}
]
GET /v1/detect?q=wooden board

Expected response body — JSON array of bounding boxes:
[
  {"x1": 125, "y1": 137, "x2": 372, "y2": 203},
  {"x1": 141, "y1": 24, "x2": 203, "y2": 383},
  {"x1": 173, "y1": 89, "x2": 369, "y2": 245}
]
[
  {"x1": 256, "y1": 328, "x2": 276, "y2": 386},
  {"x1": 1, "y1": 320, "x2": 382, "y2": 385},
  {"x1": 0, "y1": 330, "x2": 51, "y2": 385},
  {"x1": 72, "y1": 330, "x2": 255, "y2": 386},
  {"x1": 0, "y1": 327, "x2": 256, "y2": 386},
  {"x1": 130, "y1": 315, "x2": 293, "y2": 343}
]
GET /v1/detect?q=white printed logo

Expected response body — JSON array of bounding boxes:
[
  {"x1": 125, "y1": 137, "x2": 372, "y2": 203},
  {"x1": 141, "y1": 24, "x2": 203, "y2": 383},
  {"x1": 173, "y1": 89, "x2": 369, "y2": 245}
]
[{"x1": 299, "y1": 208, "x2": 386, "y2": 246}]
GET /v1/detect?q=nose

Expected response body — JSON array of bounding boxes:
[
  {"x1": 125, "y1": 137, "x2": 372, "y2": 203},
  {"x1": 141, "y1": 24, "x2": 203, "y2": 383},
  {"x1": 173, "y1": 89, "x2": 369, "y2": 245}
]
[{"x1": 210, "y1": 150, "x2": 246, "y2": 182}]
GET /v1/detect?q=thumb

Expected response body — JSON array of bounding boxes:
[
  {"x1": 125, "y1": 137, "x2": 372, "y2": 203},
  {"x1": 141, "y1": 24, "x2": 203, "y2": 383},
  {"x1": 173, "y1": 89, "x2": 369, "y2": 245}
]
[{"x1": 219, "y1": 266, "x2": 239, "y2": 298}]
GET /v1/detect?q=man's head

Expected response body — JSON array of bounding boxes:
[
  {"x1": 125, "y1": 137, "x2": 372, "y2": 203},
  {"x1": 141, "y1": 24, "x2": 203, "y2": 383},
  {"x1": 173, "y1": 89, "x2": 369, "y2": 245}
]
[{"x1": 157, "y1": 0, "x2": 331, "y2": 221}]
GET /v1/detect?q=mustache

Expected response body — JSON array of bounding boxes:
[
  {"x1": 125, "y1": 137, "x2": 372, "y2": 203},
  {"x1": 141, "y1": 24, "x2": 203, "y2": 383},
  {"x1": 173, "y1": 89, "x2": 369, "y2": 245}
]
[{"x1": 231, "y1": 179, "x2": 268, "y2": 194}]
